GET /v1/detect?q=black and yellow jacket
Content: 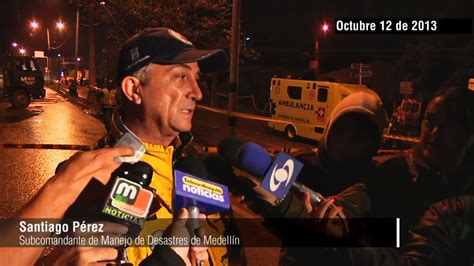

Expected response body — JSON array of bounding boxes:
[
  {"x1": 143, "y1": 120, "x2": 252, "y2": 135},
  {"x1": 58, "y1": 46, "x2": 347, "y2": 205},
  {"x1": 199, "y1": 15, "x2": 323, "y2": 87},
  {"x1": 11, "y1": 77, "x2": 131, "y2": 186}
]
[{"x1": 94, "y1": 112, "x2": 242, "y2": 265}]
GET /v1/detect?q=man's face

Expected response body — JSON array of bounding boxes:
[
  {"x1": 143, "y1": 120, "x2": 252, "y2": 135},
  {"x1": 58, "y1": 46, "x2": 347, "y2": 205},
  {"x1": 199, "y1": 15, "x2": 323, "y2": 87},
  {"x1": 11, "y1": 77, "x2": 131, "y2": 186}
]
[
  {"x1": 140, "y1": 62, "x2": 202, "y2": 137},
  {"x1": 421, "y1": 96, "x2": 470, "y2": 170}
]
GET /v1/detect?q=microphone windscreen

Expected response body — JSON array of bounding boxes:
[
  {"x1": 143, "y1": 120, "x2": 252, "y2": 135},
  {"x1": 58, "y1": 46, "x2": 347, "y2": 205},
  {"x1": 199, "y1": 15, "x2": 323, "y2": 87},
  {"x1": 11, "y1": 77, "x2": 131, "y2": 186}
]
[{"x1": 236, "y1": 142, "x2": 273, "y2": 178}]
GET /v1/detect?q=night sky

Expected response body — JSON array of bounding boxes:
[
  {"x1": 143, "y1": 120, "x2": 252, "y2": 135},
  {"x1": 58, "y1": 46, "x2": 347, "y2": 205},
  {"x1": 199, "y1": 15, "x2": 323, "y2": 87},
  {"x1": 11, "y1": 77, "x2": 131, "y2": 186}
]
[
  {"x1": 1, "y1": 0, "x2": 472, "y2": 66},
  {"x1": 1, "y1": 0, "x2": 78, "y2": 58},
  {"x1": 242, "y1": 0, "x2": 473, "y2": 61}
]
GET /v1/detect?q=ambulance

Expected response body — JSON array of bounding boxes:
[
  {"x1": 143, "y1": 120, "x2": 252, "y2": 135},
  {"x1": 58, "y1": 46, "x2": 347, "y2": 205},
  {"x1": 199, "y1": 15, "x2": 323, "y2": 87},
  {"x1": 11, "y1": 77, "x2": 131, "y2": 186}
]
[{"x1": 267, "y1": 77, "x2": 378, "y2": 141}]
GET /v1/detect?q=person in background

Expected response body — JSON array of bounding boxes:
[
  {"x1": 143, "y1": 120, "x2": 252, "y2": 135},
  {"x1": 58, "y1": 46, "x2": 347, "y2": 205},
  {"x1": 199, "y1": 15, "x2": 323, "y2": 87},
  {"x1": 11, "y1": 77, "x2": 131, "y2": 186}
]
[
  {"x1": 303, "y1": 86, "x2": 474, "y2": 265},
  {"x1": 331, "y1": 86, "x2": 474, "y2": 231},
  {"x1": 303, "y1": 194, "x2": 474, "y2": 266},
  {"x1": 228, "y1": 92, "x2": 388, "y2": 265},
  {"x1": 99, "y1": 85, "x2": 118, "y2": 131},
  {"x1": 240, "y1": 91, "x2": 388, "y2": 219}
]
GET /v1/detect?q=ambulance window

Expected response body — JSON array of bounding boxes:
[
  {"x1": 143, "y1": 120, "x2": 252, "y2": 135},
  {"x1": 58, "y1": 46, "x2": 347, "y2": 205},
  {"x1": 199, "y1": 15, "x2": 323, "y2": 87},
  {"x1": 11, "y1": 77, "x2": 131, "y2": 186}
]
[
  {"x1": 403, "y1": 103, "x2": 410, "y2": 112},
  {"x1": 272, "y1": 79, "x2": 276, "y2": 85},
  {"x1": 277, "y1": 80, "x2": 281, "y2": 86},
  {"x1": 317, "y1": 87, "x2": 328, "y2": 102},
  {"x1": 312, "y1": 84, "x2": 316, "y2": 89},
  {"x1": 287, "y1": 86, "x2": 302, "y2": 100},
  {"x1": 314, "y1": 127, "x2": 324, "y2": 134}
]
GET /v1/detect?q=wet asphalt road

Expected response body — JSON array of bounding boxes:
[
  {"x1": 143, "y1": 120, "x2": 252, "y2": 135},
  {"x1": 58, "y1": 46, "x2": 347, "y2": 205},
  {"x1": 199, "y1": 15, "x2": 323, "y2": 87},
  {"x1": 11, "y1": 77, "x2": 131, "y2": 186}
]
[
  {"x1": 0, "y1": 88, "x2": 106, "y2": 217},
  {"x1": 0, "y1": 86, "x2": 312, "y2": 265}
]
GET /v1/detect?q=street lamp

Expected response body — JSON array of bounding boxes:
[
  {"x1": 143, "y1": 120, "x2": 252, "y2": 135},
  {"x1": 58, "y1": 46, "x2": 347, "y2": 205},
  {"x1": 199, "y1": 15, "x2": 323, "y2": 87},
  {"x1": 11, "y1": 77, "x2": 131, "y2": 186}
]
[
  {"x1": 19, "y1": 48, "x2": 26, "y2": 55},
  {"x1": 312, "y1": 22, "x2": 331, "y2": 79},
  {"x1": 29, "y1": 19, "x2": 66, "y2": 81},
  {"x1": 56, "y1": 21, "x2": 65, "y2": 30},
  {"x1": 29, "y1": 19, "x2": 66, "y2": 49},
  {"x1": 12, "y1": 42, "x2": 18, "y2": 48},
  {"x1": 322, "y1": 23, "x2": 329, "y2": 33},
  {"x1": 29, "y1": 19, "x2": 65, "y2": 42},
  {"x1": 30, "y1": 20, "x2": 39, "y2": 30}
]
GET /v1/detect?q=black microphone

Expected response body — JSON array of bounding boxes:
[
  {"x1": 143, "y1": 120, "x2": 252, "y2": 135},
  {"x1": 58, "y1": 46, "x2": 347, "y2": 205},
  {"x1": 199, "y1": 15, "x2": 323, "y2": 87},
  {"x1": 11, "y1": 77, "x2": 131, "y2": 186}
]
[
  {"x1": 175, "y1": 156, "x2": 208, "y2": 179},
  {"x1": 102, "y1": 161, "x2": 157, "y2": 238},
  {"x1": 101, "y1": 161, "x2": 158, "y2": 265},
  {"x1": 217, "y1": 137, "x2": 244, "y2": 166}
]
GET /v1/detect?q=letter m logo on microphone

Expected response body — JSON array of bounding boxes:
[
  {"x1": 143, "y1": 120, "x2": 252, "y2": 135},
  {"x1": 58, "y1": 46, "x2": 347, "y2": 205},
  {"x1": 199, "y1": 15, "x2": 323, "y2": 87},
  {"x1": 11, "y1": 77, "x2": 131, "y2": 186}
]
[
  {"x1": 110, "y1": 178, "x2": 153, "y2": 218},
  {"x1": 261, "y1": 153, "x2": 303, "y2": 199}
]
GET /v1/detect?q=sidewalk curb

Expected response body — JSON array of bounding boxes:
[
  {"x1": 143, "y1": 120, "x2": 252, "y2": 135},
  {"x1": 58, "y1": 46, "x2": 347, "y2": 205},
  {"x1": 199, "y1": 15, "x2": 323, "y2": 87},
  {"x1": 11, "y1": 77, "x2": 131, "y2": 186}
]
[{"x1": 48, "y1": 83, "x2": 102, "y2": 121}]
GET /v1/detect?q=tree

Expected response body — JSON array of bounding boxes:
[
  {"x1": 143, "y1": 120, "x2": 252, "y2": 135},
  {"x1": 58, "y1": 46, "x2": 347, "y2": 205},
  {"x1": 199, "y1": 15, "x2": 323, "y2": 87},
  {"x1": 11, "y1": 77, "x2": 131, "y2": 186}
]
[
  {"x1": 398, "y1": 36, "x2": 474, "y2": 100},
  {"x1": 77, "y1": 0, "x2": 257, "y2": 81}
]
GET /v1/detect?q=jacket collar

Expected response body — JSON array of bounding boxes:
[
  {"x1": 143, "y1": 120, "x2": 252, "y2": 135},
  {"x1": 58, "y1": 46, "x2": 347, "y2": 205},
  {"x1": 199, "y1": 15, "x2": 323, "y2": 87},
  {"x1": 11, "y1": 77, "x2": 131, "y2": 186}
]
[{"x1": 108, "y1": 111, "x2": 193, "y2": 159}]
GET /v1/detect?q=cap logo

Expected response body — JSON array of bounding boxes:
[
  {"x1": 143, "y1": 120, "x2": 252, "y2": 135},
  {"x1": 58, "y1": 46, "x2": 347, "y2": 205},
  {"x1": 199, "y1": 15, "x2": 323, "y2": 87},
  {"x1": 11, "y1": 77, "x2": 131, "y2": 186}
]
[
  {"x1": 130, "y1": 47, "x2": 140, "y2": 62},
  {"x1": 168, "y1": 29, "x2": 193, "y2": 46}
]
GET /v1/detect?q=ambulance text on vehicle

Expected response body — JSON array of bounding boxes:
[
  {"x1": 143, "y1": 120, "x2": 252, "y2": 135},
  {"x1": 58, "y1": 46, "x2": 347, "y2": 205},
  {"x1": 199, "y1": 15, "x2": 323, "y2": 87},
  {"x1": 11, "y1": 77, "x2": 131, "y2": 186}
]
[{"x1": 267, "y1": 77, "x2": 378, "y2": 141}]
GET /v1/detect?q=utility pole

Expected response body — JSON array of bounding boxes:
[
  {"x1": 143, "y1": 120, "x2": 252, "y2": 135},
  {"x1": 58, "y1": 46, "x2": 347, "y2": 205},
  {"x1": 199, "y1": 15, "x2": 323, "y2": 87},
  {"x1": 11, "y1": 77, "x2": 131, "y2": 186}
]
[
  {"x1": 228, "y1": 0, "x2": 241, "y2": 136},
  {"x1": 314, "y1": 39, "x2": 320, "y2": 79},
  {"x1": 88, "y1": 19, "x2": 96, "y2": 86},
  {"x1": 46, "y1": 28, "x2": 51, "y2": 82},
  {"x1": 74, "y1": 6, "x2": 80, "y2": 81}
]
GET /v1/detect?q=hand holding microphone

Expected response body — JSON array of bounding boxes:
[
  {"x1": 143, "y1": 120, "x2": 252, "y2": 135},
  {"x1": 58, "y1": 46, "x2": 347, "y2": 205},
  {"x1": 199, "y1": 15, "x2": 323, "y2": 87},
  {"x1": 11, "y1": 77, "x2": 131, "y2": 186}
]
[
  {"x1": 217, "y1": 138, "x2": 331, "y2": 212},
  {"x1": 217, "y1": 138, "x2": 349, "y2": 237},
  {"x1": 142, "y1": 156, "x2": 230, "y2": 266},
  {"x1": 303, "y1": 192, "x2": 348, "y2": 239},
  {"x1": 43, "y1": 221, "x2": 129, "y2": 266},
  {"x1": 24, "y1": 146, "x2": 136, "y2": 219},
  {"x1": 173, "y1": 156, "x2": 231, "y2": 266},
  {"x1": 140, "y1": 207, "x2": 209, "y2": 266}
]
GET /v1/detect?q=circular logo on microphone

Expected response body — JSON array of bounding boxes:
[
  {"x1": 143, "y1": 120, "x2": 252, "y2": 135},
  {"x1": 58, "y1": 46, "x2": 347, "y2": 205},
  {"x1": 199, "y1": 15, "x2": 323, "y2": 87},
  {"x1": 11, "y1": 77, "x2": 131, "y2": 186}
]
[{"x1": 269, "y1": 159, "x2": 295, "y2": 192}]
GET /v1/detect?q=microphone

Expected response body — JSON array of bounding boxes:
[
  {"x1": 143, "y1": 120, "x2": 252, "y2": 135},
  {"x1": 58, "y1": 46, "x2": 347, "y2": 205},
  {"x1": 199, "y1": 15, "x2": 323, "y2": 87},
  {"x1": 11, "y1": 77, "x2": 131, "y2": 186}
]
[
  {"x1": 101, "y1": 161, "x2": 157, "y2": 265},
  {"x1": 173, "y1": 156, "x2": 230, "y2": 216},
  {"x1": 218, "y1": 139, "x2": 327, "y2": 207},
  {"x1": 173, "y1": 157, "x2": 230, "y2": 266},
  {"x1": 175, "y1": 156, "x2": 209, "y2": 180},
  {"x1": 219, "y1": 139, "x2": 352, "y2": 246},
  {"x1": 102, "y1": 161, "x2": 156, "y2": 238},
  {"x1": 218, "y1": 140, "x2": 350, "y2": 240},
  {"x1": 217, "y1": 137, "x2": 244, "y2": 166}
]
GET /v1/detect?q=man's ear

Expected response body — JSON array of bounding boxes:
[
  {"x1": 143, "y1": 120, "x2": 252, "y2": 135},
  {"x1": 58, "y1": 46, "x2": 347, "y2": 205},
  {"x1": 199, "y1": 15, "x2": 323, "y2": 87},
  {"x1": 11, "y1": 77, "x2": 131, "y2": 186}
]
[{"x1": 121, "y1": 76, "x2": 142, "y2": 104}]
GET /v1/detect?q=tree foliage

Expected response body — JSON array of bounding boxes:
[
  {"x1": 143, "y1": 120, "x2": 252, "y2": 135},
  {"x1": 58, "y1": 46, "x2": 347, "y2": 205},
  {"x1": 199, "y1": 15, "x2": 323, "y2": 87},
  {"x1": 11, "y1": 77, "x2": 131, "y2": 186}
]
[
  {"x1": 398, "y1": 36, "x2": 474, "y2": 100},
  {"x1": 76, "y1": 0, "x2": 257, "y2": 79}
]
